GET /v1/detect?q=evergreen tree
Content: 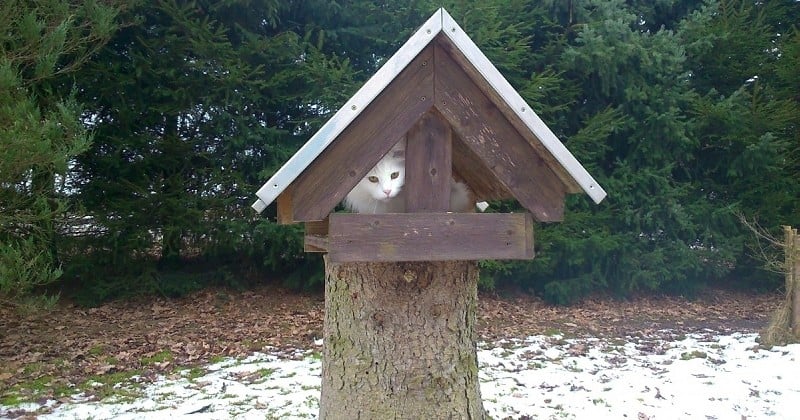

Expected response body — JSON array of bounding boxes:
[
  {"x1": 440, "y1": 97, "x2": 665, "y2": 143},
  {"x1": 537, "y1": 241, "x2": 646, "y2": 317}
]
[
  {"x1": 488, "y1": 0, "x2": 799, "y2": 301},
  {"x1": 485, "y1": 0, "x2": 712, "y2": 302},
  {"x1": 55, "y1": 0, "x2": 799, "y2": 302},
  {"x1": 682, "y1": 0, "x2": 800, "y2": 285},
  {"x1": 69, "y1": 0, "x2": 360, "y2": 300},
  {"x1": 0, "y1": 0, "x2": 119, "y2": 301}
]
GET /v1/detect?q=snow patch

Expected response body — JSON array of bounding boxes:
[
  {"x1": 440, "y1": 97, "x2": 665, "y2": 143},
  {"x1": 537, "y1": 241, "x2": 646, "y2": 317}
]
[{"x1": 5, "y1": 332, "x2": 798, "y2": 419}]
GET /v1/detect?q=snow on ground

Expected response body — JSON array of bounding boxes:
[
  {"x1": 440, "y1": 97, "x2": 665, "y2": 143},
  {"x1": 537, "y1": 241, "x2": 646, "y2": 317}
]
[{"x1": 5, "y1": 331, "x2": 799, "y2": 420}]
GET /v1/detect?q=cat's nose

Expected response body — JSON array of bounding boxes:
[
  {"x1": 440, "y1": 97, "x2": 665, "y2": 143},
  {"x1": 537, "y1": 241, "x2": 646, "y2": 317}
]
[{"x1": 383, "y1": 189, "x2": 392, "y2": 196}]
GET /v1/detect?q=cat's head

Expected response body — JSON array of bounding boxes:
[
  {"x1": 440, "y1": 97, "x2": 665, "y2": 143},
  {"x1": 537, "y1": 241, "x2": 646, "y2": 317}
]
[
  {"x1": 355, "y1": 140, "x2": 406, "y2": 201},
  {"x1": 360, "y1": 157, "x2": 405, "y2": 201}
]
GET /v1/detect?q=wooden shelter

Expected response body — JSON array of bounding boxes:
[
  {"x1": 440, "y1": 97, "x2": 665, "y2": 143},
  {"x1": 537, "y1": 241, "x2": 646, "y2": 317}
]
[{"x1": 252, "y1": 8, "x2": 606, "y2": 262}]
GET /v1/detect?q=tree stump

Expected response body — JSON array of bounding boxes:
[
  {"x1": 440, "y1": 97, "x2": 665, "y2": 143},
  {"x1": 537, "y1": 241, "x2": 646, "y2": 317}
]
[
  {"x1": 319, "y1": 257, "x2": 486, "y2": 420},
  {"x1": 788, "y1": 227, "x2": 800, "y2": 337}
]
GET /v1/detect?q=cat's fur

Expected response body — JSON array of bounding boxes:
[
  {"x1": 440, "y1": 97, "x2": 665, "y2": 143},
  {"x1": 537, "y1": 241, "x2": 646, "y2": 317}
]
[{"x1": 343, "y1": 140, "x2": 475, "y2": 214}]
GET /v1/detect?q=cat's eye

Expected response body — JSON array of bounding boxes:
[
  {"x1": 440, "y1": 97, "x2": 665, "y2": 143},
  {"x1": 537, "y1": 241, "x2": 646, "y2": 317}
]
[
  {"x1": 368, "y1": 176, "x2": 379, "y2": 183},
  {"x1": 390, "y1": 172, "x2": 399, "y2": 180}
]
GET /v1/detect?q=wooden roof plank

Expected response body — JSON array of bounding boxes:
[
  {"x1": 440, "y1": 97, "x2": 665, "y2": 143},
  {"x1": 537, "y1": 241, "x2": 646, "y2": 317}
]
[
  {"x1": 252, "y1": 9, "x2": 444, "y2": 212},
  {"x1": 451, "y1": 135, "x2": 513, "y2": 201},
  {"x1": 434, "y1": 43, "x2": 566, "y2": 222},
  {"x1": 288, "y1": 47, "x2": 435, "y2": 222},
  {"x1": 439, "y1": 9, "x2": 606, "y2": 204},
  {"x1": 252, "y1": 7, "x2": 606, "y2": 214}
]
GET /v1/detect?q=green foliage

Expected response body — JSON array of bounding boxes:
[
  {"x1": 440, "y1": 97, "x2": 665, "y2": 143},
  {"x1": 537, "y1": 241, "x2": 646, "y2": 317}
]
[
  {"x1": 63, "y1": 1, "x2": 355, "y2": 296},
  {"x1": 482, "y1": 0, "x2": 798, "y2": 302},
  {"x1": 1, "y1": 0, "x2": 793, "y2": 303},
  {"x1": 0, "y1": 0, "x2": 120, "y2": 302},
  {"x1": 0, "y1": 237, "x2": 63, "y2": 297}
]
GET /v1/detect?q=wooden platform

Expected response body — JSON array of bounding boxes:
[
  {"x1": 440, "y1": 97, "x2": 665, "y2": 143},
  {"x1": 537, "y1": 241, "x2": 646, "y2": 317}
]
[{"x1": 305, "y1": 212, "x2": 534, "y2": 262}]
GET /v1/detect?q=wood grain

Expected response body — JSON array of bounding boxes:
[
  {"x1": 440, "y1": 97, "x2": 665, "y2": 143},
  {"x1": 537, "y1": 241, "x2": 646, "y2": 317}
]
[
  {"x1": 276, "y1": 185, "x2": 294, "y2": 225},
  {"x1": 433, "y1": 42, "x2": 567, "y2": 222},
  {"x1": 434, "y1": 34, "x2": 582, "y2": 194},
  {"x1": 327, "y1": 213, "x2": 534, "y2": 262},
  {"x1": 452, "y1": 133, "x2": 513, "y2": 201},
  {"x1": 290, "y1": 46, "x2": 436, "y2": 222},
  {"x1": 304, "y1": 219, "x2": 330, "y2": 252},
  {"x1": 405, "y1": 111, "x2": 452, "y2": 212}
]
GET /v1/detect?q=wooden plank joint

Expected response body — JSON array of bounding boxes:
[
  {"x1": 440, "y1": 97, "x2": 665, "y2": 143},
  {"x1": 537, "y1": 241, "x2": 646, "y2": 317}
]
[
  {"x1": 327, "y1": 212, "x2": 534, "y2": 262},
  {"x1": 305, "y1": 219, "x2": 330, "y2": 252}
]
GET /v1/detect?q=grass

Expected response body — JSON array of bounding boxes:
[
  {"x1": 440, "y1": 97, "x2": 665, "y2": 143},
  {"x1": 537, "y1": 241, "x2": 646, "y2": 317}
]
[
  {"x1": 209, "y1": 355, "x2": 227, "y2": 364},
  {"x1": 680, "y1": 350, "x2": 708, "y2": 360},
  {"x1": 242, "y1": 339, "x2": 269, "y2": 352},
  {"x1": 140, "y1": 350, "x2": 174, "y2": 366},
  {"x1": 1, "y1": 375, "x2": 74, "y2": 406},
  {"x1": 1, "y1": 360, "x2": 74, "y2": 406},
  {"x1": 184, "y1": 367, "x2": 207, "y2": 381},
  {"x1": 88, "y1": 345, "x2": 106, "y2": 357},
  {"x1": 0, "y1": 351, "x2": 221, "y2": 408},
  {"x1": 543, "y1": 327, "x2": 562, "y2": 337},
  {"x1": 81, "y1": 370, "x2": 144, "y2": 402}
]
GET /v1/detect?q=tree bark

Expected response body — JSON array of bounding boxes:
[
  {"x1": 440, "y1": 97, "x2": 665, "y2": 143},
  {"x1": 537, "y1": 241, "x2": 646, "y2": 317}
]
[
  {"x1": 319, "y1": 257, "x2": 486, "y2": 420},
  {"x1": 791, "y1": 232, "x2": 800, "y2": 338}
]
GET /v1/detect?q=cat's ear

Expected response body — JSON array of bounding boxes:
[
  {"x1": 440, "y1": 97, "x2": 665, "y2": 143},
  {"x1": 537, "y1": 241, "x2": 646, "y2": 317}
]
[{"x1": 389, "y1": 138, "x2": 406, "y2": 159}]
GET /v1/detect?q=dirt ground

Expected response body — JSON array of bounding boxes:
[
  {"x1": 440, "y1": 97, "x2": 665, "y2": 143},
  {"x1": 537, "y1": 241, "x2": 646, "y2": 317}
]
[{"x1": 0, "y1": 285, "x2": 782, "y2": 402}]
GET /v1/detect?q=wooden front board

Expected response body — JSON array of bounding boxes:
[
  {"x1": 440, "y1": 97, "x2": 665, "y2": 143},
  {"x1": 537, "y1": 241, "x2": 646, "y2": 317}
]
[
  {"x1": 405, "y1": 111, "x2": 453, "y2": 212},
  {"x1": 326, "y1": 213, "x2": 534, "y2": 262}
]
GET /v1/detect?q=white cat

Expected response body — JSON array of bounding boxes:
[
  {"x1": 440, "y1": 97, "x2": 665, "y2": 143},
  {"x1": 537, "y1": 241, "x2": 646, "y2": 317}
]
[
  {"x1": 342, "y1": 146, "x2": 408, "y2": 214},
  {"x1": 342, "y1": 140, "x2": 479, "y2": 214}
]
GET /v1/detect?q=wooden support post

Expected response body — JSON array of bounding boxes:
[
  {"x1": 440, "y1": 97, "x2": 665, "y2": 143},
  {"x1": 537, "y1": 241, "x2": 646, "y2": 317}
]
[
  {"x1": 319, "y1": 258, "x2": 486, "y2": 419},
  {"x1": 276, "y1": 185, "x2": 295, "y2": 225},
  {"x1": 405, "y1": 111, "x2": 452, "y2": 212},
  {"x1": 787, "y1": 226, "x2": 800, "y2": 337}
]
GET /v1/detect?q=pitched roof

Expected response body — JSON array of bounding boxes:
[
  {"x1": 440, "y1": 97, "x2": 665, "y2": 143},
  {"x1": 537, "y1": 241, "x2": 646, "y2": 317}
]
[{"x1": 253, "y1": 8, "x2": 606, "y2": 214}]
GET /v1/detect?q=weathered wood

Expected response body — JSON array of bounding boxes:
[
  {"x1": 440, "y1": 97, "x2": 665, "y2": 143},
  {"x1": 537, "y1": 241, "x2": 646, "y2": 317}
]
[
  {"x1": 276, "y1": 185, "x2": 294, "y2": 225},
  {"x1": 788, "y1": 227, "x2": 800, "y2": 337},
  {"x1": 405, "y1": 111, "x2": 452, "y2": 212},
  {"x1": 290, "y1": 47, "x2": 435, "y2": 222},
  {"x1": 432, "y1": 42, "x2": 567, "y2": 222},
  {"x1": 319, "y1": 258, "x2": 486, "y2": 419},
  {"x1": 526, "y1": 210, "x2": 535, "y2": 255},
  {"x1": 452, "y1": 133, "x2": 513, "y2": 201},
  {"x1": 304, "y1": 219, "x2": 329, "y2": 253},
  {"x1": 434, "y1": 33, "x2": 583, "y2": 194},
  {"x1": 327, "y1": 213, "x2": 534, "y2": 262},
  {"x1": 252, "y1": 11, "x2": 444, "y2": 211}
]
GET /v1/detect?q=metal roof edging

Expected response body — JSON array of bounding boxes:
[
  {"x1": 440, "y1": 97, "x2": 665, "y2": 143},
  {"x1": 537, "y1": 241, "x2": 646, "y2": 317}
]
[
  {"x1": 440, "y1": 9, "x2": 606, "y2": 204},
  {"x1": 253, "y1": 7, "x2": 607, "y2": 213},
  {"x1": 252, "y1": 9, "x2": 446, "y2": 212}
]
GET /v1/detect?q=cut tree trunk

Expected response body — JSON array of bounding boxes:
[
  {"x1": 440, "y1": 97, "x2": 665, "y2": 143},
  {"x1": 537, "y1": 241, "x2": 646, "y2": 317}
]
[
  {"x1": 319, "y1": 257, "x2": 486, "y2": 420},
  {"x1": 791, "y1": 229, "x2": 800, "y2": 337}
]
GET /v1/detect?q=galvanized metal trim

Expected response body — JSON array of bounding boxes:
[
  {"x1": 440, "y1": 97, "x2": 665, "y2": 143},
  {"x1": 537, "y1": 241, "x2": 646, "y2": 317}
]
[
  {"x1": 253, "y1": 7, "x2": 606, "y2": 213},
  {"x1": 440, "y1": 9, "x2": 606, "y2": 204},
  {"x1": 252, "y1": 9, "x2": 445, "y2": 212}
]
